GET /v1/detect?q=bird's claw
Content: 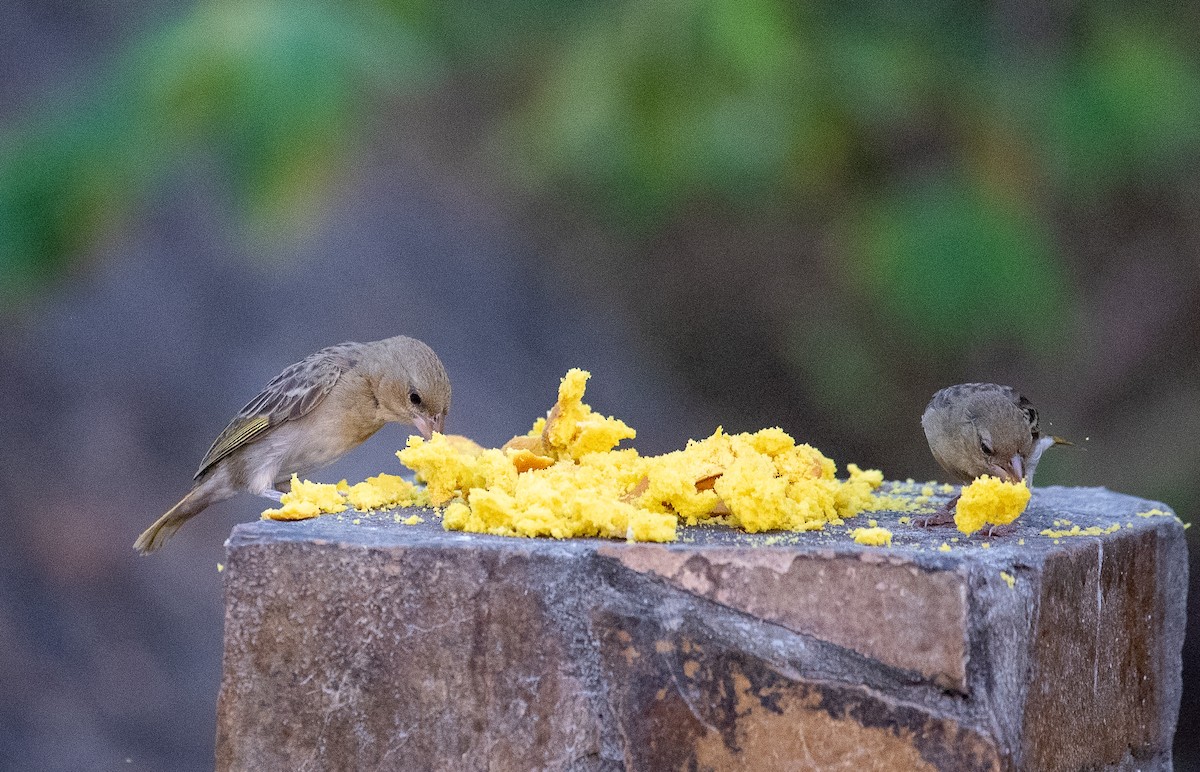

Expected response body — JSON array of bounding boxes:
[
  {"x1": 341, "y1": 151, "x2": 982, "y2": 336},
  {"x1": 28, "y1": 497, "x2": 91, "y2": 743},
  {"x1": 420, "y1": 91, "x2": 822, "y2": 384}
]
[
  {"x1": 914, "y1": 495, "x2": 959, "y2": 528},
  {"x1": 913, "y1": 510, "x2": 955, "y2": 527}
]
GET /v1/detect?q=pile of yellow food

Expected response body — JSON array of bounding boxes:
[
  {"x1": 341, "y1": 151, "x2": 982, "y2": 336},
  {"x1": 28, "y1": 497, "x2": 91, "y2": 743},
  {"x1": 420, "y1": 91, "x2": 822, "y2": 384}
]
[
  {"x1": 262, "y1": 473, "x2": 424, "y2": 520},
  {"x1": 953, "y1": 475, "x2": 1031, "y2": 536},
  {"x1": 261, "y1": 370, "x2": 1065, "y2": 546},
  {"x1": 386, "y1": 368, "x2": 887, "y2": 543}
]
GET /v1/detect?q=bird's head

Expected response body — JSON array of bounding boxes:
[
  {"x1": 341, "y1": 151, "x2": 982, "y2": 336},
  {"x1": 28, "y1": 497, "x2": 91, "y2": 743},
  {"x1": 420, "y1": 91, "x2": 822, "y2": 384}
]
[
  {"x1": 368, "y1": 336, "x2": 451, "y2": 439},
  {"x1": 970, "y1": 417, "x2": 1033, "y2": 483},
  {"x1": 923, "y1": 384, "x2": 1037, "y2": 484}
]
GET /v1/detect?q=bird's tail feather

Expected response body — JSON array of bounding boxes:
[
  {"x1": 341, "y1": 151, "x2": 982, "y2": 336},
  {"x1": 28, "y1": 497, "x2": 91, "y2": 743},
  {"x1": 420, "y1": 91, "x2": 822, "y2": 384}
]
[{"x1": 134, "y1": 486, "x2": 209, "y2": 555}]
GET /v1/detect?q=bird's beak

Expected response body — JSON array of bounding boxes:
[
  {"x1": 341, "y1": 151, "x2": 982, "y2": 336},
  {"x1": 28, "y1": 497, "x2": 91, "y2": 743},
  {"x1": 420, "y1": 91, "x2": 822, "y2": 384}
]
[
  {"x1": 986, "y1": 457, "x2": 1024, "y2": 484},
  {"x1": 1051, "y1": 436, "x2": 1074, "y2": 447},
  {"x1": 413, "y1": 413, "x2": 444, "y2": 441}
]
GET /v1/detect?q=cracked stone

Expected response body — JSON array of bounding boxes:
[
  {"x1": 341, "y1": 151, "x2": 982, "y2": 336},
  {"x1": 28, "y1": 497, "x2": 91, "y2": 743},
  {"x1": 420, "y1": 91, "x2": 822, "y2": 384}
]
[{"x1": 215, "y1": 485, "x2": 1187, "y2": 771}]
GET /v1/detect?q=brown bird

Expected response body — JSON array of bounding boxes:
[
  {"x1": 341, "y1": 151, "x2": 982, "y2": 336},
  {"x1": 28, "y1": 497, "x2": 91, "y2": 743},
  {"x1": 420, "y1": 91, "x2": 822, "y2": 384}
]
[
  {"x1": 134, "y1": 336, "x2": 451, "y2": 554},
  {"x1": 920, "y1": 382, "x2": 1068, "y2": 525}
]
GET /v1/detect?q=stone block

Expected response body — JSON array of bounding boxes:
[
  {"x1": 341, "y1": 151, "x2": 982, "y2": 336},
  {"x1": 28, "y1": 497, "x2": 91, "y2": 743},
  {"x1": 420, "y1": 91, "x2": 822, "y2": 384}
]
[{"x1": 216, "y1": 486, "x2": 1187, "y2": 770}]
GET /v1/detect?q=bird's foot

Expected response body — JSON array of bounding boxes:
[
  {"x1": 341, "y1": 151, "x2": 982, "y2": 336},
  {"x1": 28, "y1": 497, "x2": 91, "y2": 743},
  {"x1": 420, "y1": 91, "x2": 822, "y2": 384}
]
[
  {"x1": 913, "y1": 510, "x2": 955, "y2": 527},
  {"x1": 914, "y1": 495, "x2": 959, "y2": 528}
]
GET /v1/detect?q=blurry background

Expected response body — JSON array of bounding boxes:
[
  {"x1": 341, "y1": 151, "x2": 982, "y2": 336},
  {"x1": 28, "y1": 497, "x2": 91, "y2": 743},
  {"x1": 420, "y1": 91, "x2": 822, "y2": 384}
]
[{"x1": 1, "y1": 0, "x2": 1197, "y2": 768}]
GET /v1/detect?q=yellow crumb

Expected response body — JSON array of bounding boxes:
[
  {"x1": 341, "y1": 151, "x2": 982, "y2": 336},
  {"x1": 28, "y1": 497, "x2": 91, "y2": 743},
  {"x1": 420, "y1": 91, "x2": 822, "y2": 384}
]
[
  {"x1": 939, "y1": 483, "x2": 955, "y2": 494},
  {"x1": 954, "y1": 476, "x2": 1030, "y2": 536},
  {"x1": 344, "y1": 473, "x2": 423, "y2": 511},
  {"x1": 262, "y1": 475, "x2": 347, "y2": 521},
  {"x1": 898, "y1": 516, "x2": 911, "y2": 525},
  {"x1": 402, "y1": 514, "x2": 424, "y2": 525},
  {"x1": 981, "y1": 542, "x2": 990, "y2": 549},
  {"x1": 1040, "y1": 523, "x2": 1121, "y2": 538},
  {"x1": 351, "y1": 518, "x2": 362, "y2": 525},
  {"x1": 938, "y1": 543, "x2": 951, "y2": 552},
  {"x1": 1136, "y1": 508, "x2": 1171, "y2": 518},
  {"x1": 868, "y1": 518, "x2": 878, "y2": 527},
  {"x1": 851, "y1": 526, "x2": 892, "y2": 547},
  {"x1": 216, "y1": 563, "x2": 224, "y2": 573},
  {"x1": 920, "y1": 485, "x2": 934, "y2": 497},
  {"x1": 1018, "y1": 538, "x2": 1025, "y2": 545},
  {"x1": 1000, "y1": 571, "x2": 1015, "y2": 589}
]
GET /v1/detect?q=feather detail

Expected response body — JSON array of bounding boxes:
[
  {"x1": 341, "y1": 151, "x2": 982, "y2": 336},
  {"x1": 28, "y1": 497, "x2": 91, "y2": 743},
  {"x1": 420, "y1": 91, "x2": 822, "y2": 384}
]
[{"x1": 194, "y1": 343, "x2": 360, "y2": 479}]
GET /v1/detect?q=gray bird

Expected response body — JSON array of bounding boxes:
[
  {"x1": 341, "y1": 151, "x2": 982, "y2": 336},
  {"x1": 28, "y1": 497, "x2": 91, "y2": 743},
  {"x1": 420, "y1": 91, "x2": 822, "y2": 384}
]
[
  {"x1": 920, "y1": 382, "x2": 1068, "y2": 525},
  {"x1": 135, "y1": 335, "x2": 451, "y2": 554}
]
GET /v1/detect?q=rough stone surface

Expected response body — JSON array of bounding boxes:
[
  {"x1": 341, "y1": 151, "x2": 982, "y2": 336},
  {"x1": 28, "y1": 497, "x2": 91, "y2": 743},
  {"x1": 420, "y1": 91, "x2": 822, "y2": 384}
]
[{"x1": 216, "y1": 486, "x2": 1188, "y2": 771}]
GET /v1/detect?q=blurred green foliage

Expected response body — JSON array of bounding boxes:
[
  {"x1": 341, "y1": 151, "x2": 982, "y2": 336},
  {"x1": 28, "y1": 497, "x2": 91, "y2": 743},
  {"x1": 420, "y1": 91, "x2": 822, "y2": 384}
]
[
  {"x1": 3, "y1": 0, "x2": 1199, "y2": 357},
  {"x1": 847, "y1": 175, "x2": 1067, "y2": 351},
  {"x1": 0, "y1": 0, "x2": 432, "y2": 297}
]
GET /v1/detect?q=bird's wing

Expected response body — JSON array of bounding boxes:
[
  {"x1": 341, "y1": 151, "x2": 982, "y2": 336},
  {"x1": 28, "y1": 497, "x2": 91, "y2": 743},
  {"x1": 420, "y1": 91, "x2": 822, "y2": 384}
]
[{"x1": 194, "y1": 344, "x2": 360, "y2": 479}]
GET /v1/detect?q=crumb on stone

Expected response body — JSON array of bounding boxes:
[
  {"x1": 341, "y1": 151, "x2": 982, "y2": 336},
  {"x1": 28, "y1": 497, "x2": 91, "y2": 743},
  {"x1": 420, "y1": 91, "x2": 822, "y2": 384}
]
[{"x1": 851, "y1": 526, "x2": 892, "y2": 547}]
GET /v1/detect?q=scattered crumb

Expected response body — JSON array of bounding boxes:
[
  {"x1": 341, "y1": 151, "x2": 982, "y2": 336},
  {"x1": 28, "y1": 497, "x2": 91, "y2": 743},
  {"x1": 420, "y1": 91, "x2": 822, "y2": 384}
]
[
  {"x1": 920, "y1": 485, "x2": 934, "y2": 497},
  {"x1": 939, "y1": 483, "x2": 955, "y2": 494},
  {"x1": 1000, "y1": 571, "x2": 1015, "y2": 589},
  {"x1": 851, "y1": 526, "x2": 892, "y2": 547},
  {"x1": 403, "y1": 514, "x2": 424, "y2": 525},
  {"x1": 1040, "y1": 523, "x2": 1121, "y2": 538},
  {"x1": 981, "y1": 542, "x2": 990, "y2": 549},
  {"x1": 938, "y1": 543, "x2": 951, "y2": 552},
  {"x1": 351, "y1": 518, "x2": 362, "y2": 525},
  {"x1": 262, "y1": 475, "x2": 347, "y2": 521},
  {"x1": 345, "y1": 473, "x2": 423, "y2": 511},
  {"x1": 1018, "y1": 538, "x2": 1025, "y2": 545},
  {"x1": 1136, "y1": 508, "x2": 1172, "y2": 518},
  {"x1": 868, "y1": 518, "x2": 878, "y2": 527},
  {"x1": 216, "y1": 563, "x2": 224, "y2": 573},
  {"x1": 898, "y1": 516, "x2": 911, "y2": 525}
]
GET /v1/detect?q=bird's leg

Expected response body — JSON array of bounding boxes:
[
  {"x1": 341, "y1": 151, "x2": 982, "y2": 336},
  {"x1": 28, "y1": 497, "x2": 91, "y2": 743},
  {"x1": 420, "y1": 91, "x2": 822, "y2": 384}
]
[
  {"x1": 985, "y1": 523, "x2": 1018, "y2": 538},
  {"x1": 914, "y1": 494, "x2": 960, "y2": 527}
]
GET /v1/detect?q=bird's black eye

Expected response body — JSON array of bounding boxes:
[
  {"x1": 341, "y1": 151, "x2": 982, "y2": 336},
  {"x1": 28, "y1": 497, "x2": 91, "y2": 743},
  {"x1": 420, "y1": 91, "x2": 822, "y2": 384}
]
[
  {"x1": 980, "y1": 439, "x2": 993, "y2": 456},
  {"x1": 409, "y1": 392, "x2": 422, "y2": 406}
]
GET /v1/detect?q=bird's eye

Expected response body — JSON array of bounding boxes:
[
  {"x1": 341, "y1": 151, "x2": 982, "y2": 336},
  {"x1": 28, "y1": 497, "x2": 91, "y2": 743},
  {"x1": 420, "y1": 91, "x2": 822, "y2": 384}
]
[
  {"x1": 980, "y1": 439, "x2": 993, "y2": 456},
  {"x1": 409, "y1": 392, "x2": 422, "y2": 406}
]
